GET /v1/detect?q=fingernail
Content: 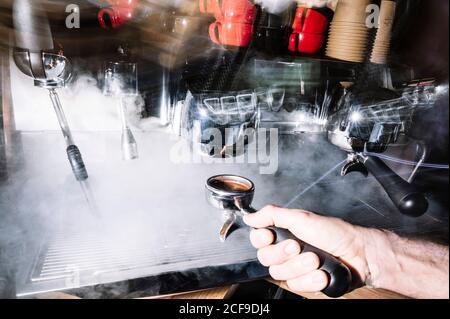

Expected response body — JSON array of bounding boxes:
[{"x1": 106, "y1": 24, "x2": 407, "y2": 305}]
[{"x1": 284, "y1": 242, "x2": 299, "y2": 255}]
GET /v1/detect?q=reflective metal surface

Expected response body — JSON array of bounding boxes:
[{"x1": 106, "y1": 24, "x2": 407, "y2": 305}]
[
  {"x1": 206, "y1": 174, "x2": 256, "y2": 241},
  {"x1": 13, "y1": 51, "x2": 72, "y2": 89},
  {"x1": 176, "y1": 90, "x2": 259, "y2": 158}
]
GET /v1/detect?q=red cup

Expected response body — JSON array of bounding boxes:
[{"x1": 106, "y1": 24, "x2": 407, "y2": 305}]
[
  {"x1": 98, "y1": 0, "x2": 138, "y2": 29},
  {"x1": 213, "y1": 0, "x2": 255, "y2": 24},
  {"x1": 289, "y1": 32, "x2": 325, "y2": 54},
  {"x1": 292, "y1": 6, "x2": 328, "y2": 34},
  {"x1": 209, "y1": 21, "x2": 253, "y2": 47},
  {"x1": 209, "y1": 21, "x2": 222, "y2": 45}
]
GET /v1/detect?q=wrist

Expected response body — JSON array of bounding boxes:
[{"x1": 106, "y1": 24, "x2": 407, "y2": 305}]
[
  {"x1": 362, "y1": 228, "x2": 398, "y2": 290},
  {"x1": 340, "y1": 225, "x2": 377, "y2": 287},
  {"x1": 358, "y1": 226, "x2": 449, "y2": 298}
]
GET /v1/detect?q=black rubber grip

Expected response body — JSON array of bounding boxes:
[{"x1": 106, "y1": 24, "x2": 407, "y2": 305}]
[
  {"x1": 269, "y1": 227, "x2": 352, "y2": 298},
  {"x1": 244, "y1": 206, "x2": 352, "y2": 298},
  {"x1": 363, "y1": 155, "x2": 428, "y2": 217},
  {"x1": 66, "y1": 145, "x2": 88, "y2": 181}
]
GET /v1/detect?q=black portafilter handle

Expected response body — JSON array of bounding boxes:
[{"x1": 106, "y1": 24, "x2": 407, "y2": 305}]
[
  {"x1": 361, "y1": 155, "x2": 429, "y2": 217},
  {"x1": 67, "y1": 145, "x2": 88, "y2": 181},
  {"x1": 245, "y1": 207, "x2": 352, "y2": 298}
]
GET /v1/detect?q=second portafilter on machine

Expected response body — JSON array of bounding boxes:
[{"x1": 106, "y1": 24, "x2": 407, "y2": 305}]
[{"x1": 327, "y1": 87, "x2": 429, "y2": 217}]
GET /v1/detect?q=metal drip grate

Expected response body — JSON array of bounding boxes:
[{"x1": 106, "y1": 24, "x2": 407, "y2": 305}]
[{"x1": 18, "y1": 228, "x2": 257, "y2": 296}]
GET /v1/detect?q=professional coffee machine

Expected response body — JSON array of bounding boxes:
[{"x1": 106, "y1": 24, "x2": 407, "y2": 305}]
[{"x1": 0, "y1": 0, "x2": 448, "y2": 299}]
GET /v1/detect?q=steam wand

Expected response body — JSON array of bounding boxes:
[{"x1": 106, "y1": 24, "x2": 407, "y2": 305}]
[
  {"x1": 117, "y1": 98, "x2": 138, "y2": 161},
  {"x1": 103, "y1": 45, "x2": 139, "y2": 161},
  {"x1": 48, "y1": 89, "x2": 88, "y2": 181},
  {"x1": 12, "y1": 0, "x2": 89, "y2": 181},
  {"x1": 48, "y1": 83, "x2": 102, "y2": 218},
  {"x1": 49, "y1": 89, "x2": 100, "y2": 217},
  {"x1": 12, "y1": 0, "x2": 99, "y2": 217}
]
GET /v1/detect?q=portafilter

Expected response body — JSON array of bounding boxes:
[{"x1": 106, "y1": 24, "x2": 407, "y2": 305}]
[
  {"x1": 205, "y1": 174, "x2": 353, "y2": 298},
  {"x1": 327, "y1": 87, "x2": 429, "y2": 217}
]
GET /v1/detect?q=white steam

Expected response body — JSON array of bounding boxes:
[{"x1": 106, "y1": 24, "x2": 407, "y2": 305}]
[
  {"x1": 254, "y1": 0, "x2": 294, "y2": 13},
  {"x1": 254, "y1": 0, "x2": 337, "y2": 13}
]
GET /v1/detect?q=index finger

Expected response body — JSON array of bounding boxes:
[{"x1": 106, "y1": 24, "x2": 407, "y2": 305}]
[
  {"x1": 243, "y1": 205, "x2": 359, "y2": 257},
  {"x1": 243, "y1": 205, "x2": 310, "y2": 229}
]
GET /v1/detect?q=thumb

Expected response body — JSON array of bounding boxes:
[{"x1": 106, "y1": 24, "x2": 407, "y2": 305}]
[{"x1": 243, "y1": 205, "x2": 359, "y2": 258}]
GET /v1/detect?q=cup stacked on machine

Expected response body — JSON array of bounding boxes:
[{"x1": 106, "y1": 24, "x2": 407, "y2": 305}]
[
  {"x1": 200, "y1": 0, "x2": 256, "y2": 47},
  {"x1": 325, "y1": 0, "x2": 371, "y2": 63},
  {"x1": 370, "y1": 0, "x2": 396, "y2": 64},
  {"x1": 288, "y1": 6, "x2": 329, "y2": 54},
  {"x1": 97, "y1": 0, "x2": 138, "y2": 29}
]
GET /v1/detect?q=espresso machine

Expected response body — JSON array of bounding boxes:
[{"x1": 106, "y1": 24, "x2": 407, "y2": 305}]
[{"x1": 0, "y1": 0, "x2": 448, "y2": 300}]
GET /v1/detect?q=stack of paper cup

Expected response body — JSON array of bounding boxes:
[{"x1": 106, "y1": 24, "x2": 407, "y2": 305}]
[
  {"x1": 370, "y1": 0, "x2": 396, "y2": 64},
  {"x1": 326, "y1": 0, "x2": 372, "y2": 63}
]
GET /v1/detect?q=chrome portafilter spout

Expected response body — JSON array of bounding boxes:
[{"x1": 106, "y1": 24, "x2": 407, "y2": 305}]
[{"x1": 205, "y1": 175, "x2": 353, "y2": 298}]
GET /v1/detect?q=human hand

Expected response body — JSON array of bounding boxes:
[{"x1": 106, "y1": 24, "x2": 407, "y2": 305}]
[{"x1": 243, "y1": 205, "x2": 371, "y2": 294}]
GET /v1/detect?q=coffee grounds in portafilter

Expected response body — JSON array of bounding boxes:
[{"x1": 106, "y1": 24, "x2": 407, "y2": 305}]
[{"x1": 209, "y1": 178, "x2": 252, "y2": 193}]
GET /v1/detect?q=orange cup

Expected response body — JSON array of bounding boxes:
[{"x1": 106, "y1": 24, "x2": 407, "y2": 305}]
[{"x1": 209, "y1": 21, "x2": 253, "y2": 47}]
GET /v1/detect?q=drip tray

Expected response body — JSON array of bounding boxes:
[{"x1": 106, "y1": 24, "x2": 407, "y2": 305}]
[{"x1": 17, "y1": 227, "x2": 258, "y2": 297}]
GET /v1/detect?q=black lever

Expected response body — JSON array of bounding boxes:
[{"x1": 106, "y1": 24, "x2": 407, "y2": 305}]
[{"x1": 360, "y1": 155, "x2": 429, "y2": 217}]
